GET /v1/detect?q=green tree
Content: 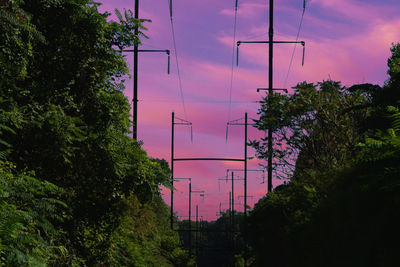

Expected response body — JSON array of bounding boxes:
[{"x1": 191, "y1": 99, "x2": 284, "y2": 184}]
[
  {"x1": 246, "y1": 44, "x2": 400, "y2": 267},
  {"x1": 0, "y1": 162, "x2": 68, "y2": 266},
  {"x1": 108, "y1": 194, "x2": 192, "y2": 267},
  {"x1": 251, "y1": 80, "x2": 376, "y2": 186},
  {"x1": 286, "y1": 106, "x2": 400, "y2": 267},
  {"x1": 1, "y1": 0, "x2": 173, "y2": 265},
  {"x1": 0, "y1": 111, "x2": 68, "y2": 266}
]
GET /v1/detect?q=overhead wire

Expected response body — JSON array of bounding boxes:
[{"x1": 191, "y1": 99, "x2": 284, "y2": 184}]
[
  {"x1": 244, "y1": 30, "x2": 287, "y2": 40},
  {"x1": 168, "y1": 0, "x2": 188, "y2": 120},
  {"x1": 139, "y1": 99, "x2": 260, "y2": 104},
  {"x1": 141, "y1": 42, "x2": 166, "y2": 50},
  {"x1": 227, "y1": 0, "x2": 239, "y2": 124},
  {"x1": 243, "y1": 30, "x2": 267, "y2": 40},
  {"x1": 283, "y1": 0, "x2": 307, "y2": 89}
]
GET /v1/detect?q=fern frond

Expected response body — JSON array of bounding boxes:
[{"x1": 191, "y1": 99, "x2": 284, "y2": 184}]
[
  {"x1": 0, "y1": 123, "x2": 15, "y2": 135},
  {"x1": 387, "y1": 106, "x2": 400, "y2": 133},
  {"x1": 365, "y1": 138, "x2": 384, "y2": 148}
]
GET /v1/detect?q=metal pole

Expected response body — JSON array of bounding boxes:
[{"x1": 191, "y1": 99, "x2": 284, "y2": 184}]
[
  {"x1": 170, "y1": 112, "x2": 174, "y2": 229},
  {"x1": 229, "y1": 191, "x2": 232, "y2": 221},
  {"x1": 267, "y1": 0, "x2": 274, "y2": 193},
  {"x1": 189, "y1": 181, "x2": 192, "y2": 256},
  {"x1": 232, "y1": 173, "x2": 235, "y2": 219},
  {"x1": 244, "y1": 112, "x2": 248, "y2": 265},
  {"x1": 196, "y1": 205, "x2": 198, "y2": 256},
  {"x1": 232, "y1": 171, "x2": 235, "y2": 251},
  {"x1": 133, "y1": 0, "x2": 139, "y2": 139},
  {"x1": 228, "y1": 191, "x2": 232, "y2": 254},
  {"x1": 244, "y1": 113, "x2": 248, "y2": 215},
  {"x1": 200, "y1": 218, "x2": 202, "y2": 256}
]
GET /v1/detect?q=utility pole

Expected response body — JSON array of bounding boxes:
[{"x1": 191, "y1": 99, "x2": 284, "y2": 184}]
[
  {"x1": 267, "y1": 0, "x2": 274, "y2": 194},
  {"x1": 171, "y1": 118, "x2": 248, "y2": 257},
  {"x1": 170, "y1": 112, "x2": 193, "y2": 229},
  {"x1": 225, "y1": 113, "x2": 249, "y2": 215},
  {"x1": 228, "y1": 191, "x2": 232, "y2": 245},
  {"x1": 190, "y1": 187, "x2": 204, "y2": 256},
  {"x1": 236, "y1": 0, "x2": 306, "y2": 193},
  {"x1": 123, "y1": 48, "x2": 170, "y2": 139},
  {"x1": 173, "y1": 177, "x2": 191, "y2": 250},
  {"x1": 228, "y1": 191, "x2": 231, "y2": 253},
  {"x1": 231, "y1": 171, "x2": 234, "y2": 234},
  {"x1": 172, "y1": 157, "x2": 242, "y2": 231},
  {"x1": 173, "y1": 177, "x2": 202, "y2": 256},
  {"x1": 244, "y1": 112, "x2": 248, "y2": 216},
  {"x1": 196, "y1": 205, "x2": 199, "y2": 256},
  {"x1": 218, "y1": 172, "x2": 243, "y2": 246},
  {"x1": 218, "y1": 173, "x2": 243, "y2": 226},
  {"x1": 125, "y1": 1, "x2": 171, "y2": 139},
  {"x1": 244, "y1": 112, "x2": 248, "y2": 266},
  {"x1": 171, "y1": 112, "x2": 174, "y2": 229},
  {"x1": 225, "y1": 113, "x2": 248, "y2": 263},
  {"x1": 189, "y1": 182, "x2": 191, "y2": 256},
  {"x1": 231, "y1": 172, "x2": 236, "y2": 252},
  {"x1": 133, "y1": 0, "x2": 138, "y2": 140}
]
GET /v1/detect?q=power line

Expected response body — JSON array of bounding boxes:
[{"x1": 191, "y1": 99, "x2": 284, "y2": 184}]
[
  {"x1": 236, "y1": 1, "x2": 306, "y2": 195},
  {"x1": 141, "y1": 42, "x2": 166, "y2": 50},
  {"x1": 244, "y1": 29, "x2": 291, "y2": 40},
  {"x1": 227, "y1": 0, "x2": 239, "y2": 124},
  {"x1": 139, "y1": 99, "x2": 260, "y2": 104},
  {"x1": 283, "y1": 0, "x2": 307, "y2": 89},
  {"x1": 242, "y1": 28, "x2": 268, "y2": 40},
  {"x1": 168, "y1": 0, "x2": 188, "y2": 120}
]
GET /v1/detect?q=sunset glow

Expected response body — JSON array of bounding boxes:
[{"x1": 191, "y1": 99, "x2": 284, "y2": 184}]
[{"x1": 99, "y1": 0, "x2": 400, "y2": 220}]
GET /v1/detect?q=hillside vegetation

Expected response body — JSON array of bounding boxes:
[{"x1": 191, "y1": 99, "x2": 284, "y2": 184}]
[{"x1": 0, "y1": 0, "x2": 190, "y2": 265}]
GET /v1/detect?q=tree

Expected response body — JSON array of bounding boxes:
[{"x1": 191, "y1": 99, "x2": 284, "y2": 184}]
[
  {"x1": 286, "y1": 106, "x2": 400, "y2": 267},
  {"x1": 108, "y1": 194, "x2": 192, "y2": 267},
  {"x1": 1, "y1": 0, "x2": 173, "y2": 264},
  {"x1": 246, "y1": 44, "x2": 400, "y2": 267},
  {"x1": 251, "y1": 80, "x2": 376, "y2": 186},
  {"x1": 0, "y1": 111, "x2": 69, "y2": 266},
  {"x1": 382, "y1": 44, "x2": 400, "y2": 105}
]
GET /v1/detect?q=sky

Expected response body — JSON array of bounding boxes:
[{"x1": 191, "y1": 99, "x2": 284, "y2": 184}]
[{"x1": 98, "y1": 0, "x2": 400, "y2": 221}]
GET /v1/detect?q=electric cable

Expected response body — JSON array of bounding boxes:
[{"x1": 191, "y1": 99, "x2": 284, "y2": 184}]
[
  {"x1": 283, "y1": 0, "x2": 307, "y2": 89},
  {"x1": 168, "y1": 0, "x2": 188, "y2": 120},
  {"x1": 141, "y1": 42, "x2": 165, "y2": 50},
  {"x1": 140, "y1": 99, "x2": 260, "y2": 104},
  {"x1": 227, "y1": 0, "x2": 239, "y2": 123}
]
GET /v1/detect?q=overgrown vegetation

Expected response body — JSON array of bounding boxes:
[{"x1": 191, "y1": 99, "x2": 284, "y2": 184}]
[
  {"x1": 246, "y1": 44, "x2": 400, "y2": 267},
  {"x1": 0, "y1": 0, "x2": 189, "y2": 265},
  {"x1": 2, "y1": 0, "x2": 399, "y2": 266}
]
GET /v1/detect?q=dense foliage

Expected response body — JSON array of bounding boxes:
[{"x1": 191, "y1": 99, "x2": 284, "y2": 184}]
[
  {"x1": 246, "y1": 44, "x2": 400, "y2": 267},
  {"x1": 250, "y1": 80, "x2": 377, "y2": 181},
  {"x1": 2, "y1": 0, "x2": 399, "y2": 265},
  {"x1": 0, "y1": 158, "x2": 67, "y2": 265},
  {"x1": 108, "y1": 194, "x2": 191, "y2": 266},
  {"x1": 0, "y1": 0, "x2": 189, "y2": 265}
]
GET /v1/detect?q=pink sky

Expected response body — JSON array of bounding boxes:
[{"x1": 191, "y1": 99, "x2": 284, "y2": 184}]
[{"x1": 98, "y1": 0, "x2": 400, "y2": 221}]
